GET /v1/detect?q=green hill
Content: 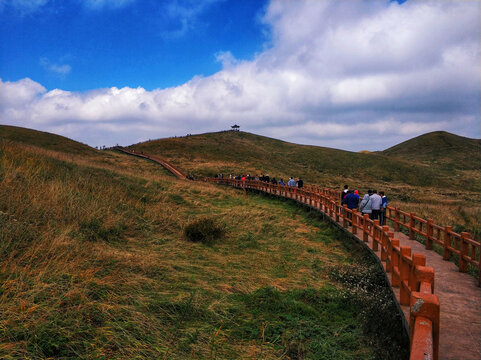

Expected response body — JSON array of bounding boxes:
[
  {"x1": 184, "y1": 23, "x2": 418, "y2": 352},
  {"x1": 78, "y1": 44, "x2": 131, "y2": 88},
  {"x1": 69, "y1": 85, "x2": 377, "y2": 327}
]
[
  {"x1": 381, "y1": 131, "x2": 481, "y2": 171},
  {"x1": 0, "y1": 124, "x2": 98, "y2": 156},
  {"x1": 129, "y1": 130, "x2": 471, "y2": 190}
]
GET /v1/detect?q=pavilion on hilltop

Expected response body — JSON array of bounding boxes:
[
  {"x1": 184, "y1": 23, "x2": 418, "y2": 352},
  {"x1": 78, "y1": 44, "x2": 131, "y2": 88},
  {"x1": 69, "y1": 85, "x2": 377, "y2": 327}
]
[{"x1": 231, "y1": 124, "x2": 240, "y2": 131}]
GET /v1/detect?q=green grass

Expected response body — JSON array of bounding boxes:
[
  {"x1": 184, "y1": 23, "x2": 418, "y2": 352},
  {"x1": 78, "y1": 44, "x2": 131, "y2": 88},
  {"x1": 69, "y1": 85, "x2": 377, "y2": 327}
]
[
  {"x1": 0, "y1": 139, "x2": 409, "y2": 359},
  {"x1": 381, "y1": 131, "x2": 481, "y2": 172},
  {"x1": 129, "y1": 130, "x2": 481, "y2": 242},
  {"x1": 130, "y1": 131, "x2": 456, "y2": 189},
  {"x1": 0, "y1": 124, "x2": 98, "y2": 156}
]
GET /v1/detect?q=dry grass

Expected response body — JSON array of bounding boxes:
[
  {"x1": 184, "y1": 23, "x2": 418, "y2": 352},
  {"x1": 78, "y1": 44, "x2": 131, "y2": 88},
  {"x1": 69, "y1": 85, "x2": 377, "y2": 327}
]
[{"x1": 1, "y1": 140, "x2": 408, "y2": 359}]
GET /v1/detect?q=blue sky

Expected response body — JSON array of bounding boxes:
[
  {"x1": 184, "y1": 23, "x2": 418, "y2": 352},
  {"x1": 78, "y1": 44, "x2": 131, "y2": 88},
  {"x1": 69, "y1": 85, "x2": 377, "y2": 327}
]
[
  {"x1": 0, "y1": 0, "x2": 480, "y2": 150},
  {"x1": 0, "y1": 0, "x2": 268, "y2": 91}
]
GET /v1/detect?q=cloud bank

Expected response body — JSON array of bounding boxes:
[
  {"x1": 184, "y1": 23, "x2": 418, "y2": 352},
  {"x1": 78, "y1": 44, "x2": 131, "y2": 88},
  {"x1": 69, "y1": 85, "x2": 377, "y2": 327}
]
[{"x1": 1, "y1": 0, "x2": 480, "y2": 150}]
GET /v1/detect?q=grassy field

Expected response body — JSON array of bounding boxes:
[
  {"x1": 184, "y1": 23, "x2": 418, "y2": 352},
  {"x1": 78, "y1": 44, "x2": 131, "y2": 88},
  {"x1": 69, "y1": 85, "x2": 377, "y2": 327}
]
[
  {"x1": 0, "y1": 137, "x2": 409, "y2": 359},
  {"x1": 129, "y1": 130, "x2": 481, "y2": 242}
]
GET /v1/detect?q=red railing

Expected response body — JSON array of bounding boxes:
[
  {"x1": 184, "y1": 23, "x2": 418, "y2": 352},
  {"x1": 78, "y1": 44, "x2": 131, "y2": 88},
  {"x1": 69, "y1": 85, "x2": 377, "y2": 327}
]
[
  {"x1": 385, "y1": 207, "x2": 480, "y2": 286},
  {"x1": 114, "y1": 147, "x2": 188, "y2": 179},
  {"x1": 209, "y1": 178, "x2": 442, "y2": 360}
]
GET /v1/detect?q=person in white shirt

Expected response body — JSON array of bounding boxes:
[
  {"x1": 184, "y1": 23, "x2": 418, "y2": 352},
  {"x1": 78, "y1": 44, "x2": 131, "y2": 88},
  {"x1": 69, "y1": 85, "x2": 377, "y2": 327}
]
[{"x1": 370, "y1": 189, "x2": 382, "y2": 220}]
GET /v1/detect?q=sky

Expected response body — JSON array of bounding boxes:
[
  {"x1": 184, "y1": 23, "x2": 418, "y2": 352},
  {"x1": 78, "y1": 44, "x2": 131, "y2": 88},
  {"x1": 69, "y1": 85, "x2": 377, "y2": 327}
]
[{"x1": 0, "y1": 0, "x2": 480, "y2": 151}]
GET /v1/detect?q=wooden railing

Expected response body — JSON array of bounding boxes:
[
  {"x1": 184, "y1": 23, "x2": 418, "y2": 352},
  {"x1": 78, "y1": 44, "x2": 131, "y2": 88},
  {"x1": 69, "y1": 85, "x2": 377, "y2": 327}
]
[
  {"x1": 386, "y1": 207, "x2": 480, "y2": 285},
  {"x1": 114, "y1": 147, "x2": 188, "y2": 179},
  {"x1": 209, "y1": 178, "x2": 442, "y2": 360}
]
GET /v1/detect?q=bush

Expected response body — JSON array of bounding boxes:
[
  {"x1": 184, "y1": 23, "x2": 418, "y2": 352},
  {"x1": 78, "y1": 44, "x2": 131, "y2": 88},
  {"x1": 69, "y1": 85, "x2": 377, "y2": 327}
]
[
  {"x1": 184, "y1": 217, "x2": 225, "y2": 244},
  {"x1": 77, "y1": 218, "x2": 125, "y2": 243}
]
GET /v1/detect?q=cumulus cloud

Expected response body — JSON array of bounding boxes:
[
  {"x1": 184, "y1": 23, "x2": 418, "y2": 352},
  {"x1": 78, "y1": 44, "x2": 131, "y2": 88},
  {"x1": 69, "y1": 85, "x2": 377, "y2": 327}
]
[{"x1": 1, "y1": 0, "x2": 480, "y2": 150}]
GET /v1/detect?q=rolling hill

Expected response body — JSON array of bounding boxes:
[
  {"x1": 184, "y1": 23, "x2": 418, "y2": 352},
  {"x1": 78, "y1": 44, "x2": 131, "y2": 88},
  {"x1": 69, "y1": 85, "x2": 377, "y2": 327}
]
[
  {"x1": 381, "y1": 131, "x2": 481, "y2": 171},
  {"x1": 0, "y1": 124, "x2": 98, "y2": 156},
  {"x1": 128, "y1": 130, "x2": 479, "y2": 191}
]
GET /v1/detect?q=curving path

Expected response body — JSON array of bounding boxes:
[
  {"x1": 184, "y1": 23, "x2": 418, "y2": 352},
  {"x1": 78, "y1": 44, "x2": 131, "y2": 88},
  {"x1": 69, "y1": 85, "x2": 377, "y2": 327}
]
[{"x1": 113, "y1": 146, "x2": 188, "y2": 179}]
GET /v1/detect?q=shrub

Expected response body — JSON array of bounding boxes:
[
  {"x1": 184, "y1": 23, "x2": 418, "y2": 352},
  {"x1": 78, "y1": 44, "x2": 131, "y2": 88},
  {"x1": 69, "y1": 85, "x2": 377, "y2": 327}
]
[
  {"x1": 184, "y1": 217, "x2": 225, "y2": 244},
  {"x1": 77, "y1": 218, "x2": 125, "y2": 243}
]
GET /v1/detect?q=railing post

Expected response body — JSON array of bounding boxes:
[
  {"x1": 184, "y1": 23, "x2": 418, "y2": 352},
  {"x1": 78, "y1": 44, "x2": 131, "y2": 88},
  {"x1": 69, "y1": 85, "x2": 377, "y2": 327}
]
[
  {"x1": 372, "y1": 220, "x2": 380, "y2": 251},
  {"x1": 380, "y1": 225, "x2": 389, "y2": 261},
  {"x1": 394, "y1": 207, "x2": 400, "y2": 232},
  {"x1": 335, "y1": 204, "x2": 340, "y2": 223},
  {"x1": 410, "y1": 254, "x2": 426, "y2": 291},
  {"x1": 400, "y1": 246, "x2": 412, "y2": 305},
  {"x1": 415, "y1": 266, "x2": 435, "y2": 293},
  {"x1": 363, "y1": 214, "x2": 369, "y2": 243},
  {"x1": 391, "y1": 238, "x2": 400, "y2": 287},
  {"x1": 409, "y1": 212, "x2": 416, "y2": 240},
  {"x1": 426, "y1": 219, "x2": 434, "y2": 250},
  {"x1": 410, "y1": 291, "x2": 440, "y2": 360},
  {"x1": 443, "y1": 225, "x2": 452, "y2": 260},
  {"x1": 386, "y1": 233, "x2": 394, "y2": 272},
  {"x1": 459, "y1": 232, "x2": 469, "y2": 273},
  {"x1": 352, "y1": 209, "x2": 358, "y2": 235},
  {"x1": 342, "y1": 205, "x2": 348, "y2": 228}
]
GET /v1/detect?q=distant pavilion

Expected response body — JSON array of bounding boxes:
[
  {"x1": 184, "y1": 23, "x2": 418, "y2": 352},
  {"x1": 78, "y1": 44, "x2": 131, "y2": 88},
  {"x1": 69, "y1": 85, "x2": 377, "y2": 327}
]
[{"x1": 231, "y1": 124, "x2": 240, "y2": 131}]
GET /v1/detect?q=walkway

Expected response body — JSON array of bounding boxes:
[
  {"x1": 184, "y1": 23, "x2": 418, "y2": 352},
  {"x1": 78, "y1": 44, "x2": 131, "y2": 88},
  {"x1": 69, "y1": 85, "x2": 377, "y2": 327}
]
[
  {"x1": 346, "y1": 222, "x2": 481, "y2": 360},
  {"x1": 114, "y1": 146, "x2": 188, "y2": 179}
]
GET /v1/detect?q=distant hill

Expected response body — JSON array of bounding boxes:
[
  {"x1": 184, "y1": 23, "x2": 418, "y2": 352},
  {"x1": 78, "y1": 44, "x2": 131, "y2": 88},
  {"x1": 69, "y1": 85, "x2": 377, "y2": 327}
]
[
  {"x1": 0, "y1": 125, "x2": 98, "y2": 156},
  {"x1": 381, "y1": 131, "x2": 481, "y2": 171},
  {"x1": 129, "y1": 130, "x2": 469, "y2": 190}
]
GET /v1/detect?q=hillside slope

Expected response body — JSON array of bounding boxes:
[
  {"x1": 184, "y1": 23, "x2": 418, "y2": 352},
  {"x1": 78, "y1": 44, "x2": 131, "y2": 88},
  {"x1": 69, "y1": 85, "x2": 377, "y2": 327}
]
[
  {"x1": 129, "y1": 130, "x2": 469, "y2": 190},
  {"x1": 381, "y1": 131, "x2": 481, "y2": 171},
  {"x1": 0, "y1": 139, "x2": 408, "y2": 359},
  {"x1": 0, "y1": 125, "x2": 98, "y2": 156}
]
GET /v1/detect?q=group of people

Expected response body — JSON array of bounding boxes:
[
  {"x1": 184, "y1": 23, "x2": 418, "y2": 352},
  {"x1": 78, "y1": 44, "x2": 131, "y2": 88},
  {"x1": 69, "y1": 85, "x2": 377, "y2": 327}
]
[
  {"x1": 218, "y1": 173, "x2": 304, "y2": 188},
  {"x1": 341, "y1": 185, "x2": 388, "y2": 225}
]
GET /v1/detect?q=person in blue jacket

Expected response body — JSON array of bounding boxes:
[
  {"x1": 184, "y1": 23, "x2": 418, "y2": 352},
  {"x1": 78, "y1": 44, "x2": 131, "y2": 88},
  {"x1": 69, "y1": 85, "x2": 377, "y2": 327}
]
[{"x1": 342, "y1": 190, "x2": 359, "y2": 224}]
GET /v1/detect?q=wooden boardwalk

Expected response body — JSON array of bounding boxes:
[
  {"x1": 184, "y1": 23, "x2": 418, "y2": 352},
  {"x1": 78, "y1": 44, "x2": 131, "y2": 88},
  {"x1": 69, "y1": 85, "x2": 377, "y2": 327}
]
[{"x1": 344, "y1": 222, "x2": 481, "y2": 360}]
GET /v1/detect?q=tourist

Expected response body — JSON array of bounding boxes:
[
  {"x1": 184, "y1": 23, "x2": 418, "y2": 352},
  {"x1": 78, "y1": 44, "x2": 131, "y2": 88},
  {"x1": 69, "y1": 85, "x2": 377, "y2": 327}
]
[
  {"x1": 341, "y1": 184, "x2": 349, "y2": 202},
  {"x1": 342, "y1": 190, "x2": 359, "y2": 223},
  {"x1": 370, "y1": 190, "x2": 382, "y2": 220},
  {"x1": 354, "y1": 190, "x2": 360, "y2": 200},
  {"x1": 279, "y1": 179, "x2": 285, "y2": 186},
  {"x1": 297, "y1": 178, "x2": 304, "y2": 188},
  {"x1": 380, "y1": 191, "x2": 388, "y2": 225},
  {"x1": 359, "y1": 190, "x2": 373, "y2": 217},
  {"x1": 288, "y1": 177, "x2": 296, "y2": 187}
]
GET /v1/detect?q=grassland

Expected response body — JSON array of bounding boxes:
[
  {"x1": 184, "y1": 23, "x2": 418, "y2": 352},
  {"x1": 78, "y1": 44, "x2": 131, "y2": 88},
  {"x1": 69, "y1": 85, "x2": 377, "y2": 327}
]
[
  {"x1": 0, "y1": 135, "x2": 409, "y2": 359},
  {"x1": 129, "y1": 130, "x2": 481, "y2": 242}
]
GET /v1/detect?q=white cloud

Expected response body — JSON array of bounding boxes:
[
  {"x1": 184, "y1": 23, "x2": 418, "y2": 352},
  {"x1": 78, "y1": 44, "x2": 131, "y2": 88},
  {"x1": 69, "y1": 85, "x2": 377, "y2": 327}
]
[
  {"x1": 40, "y1": 58, "x2": 72, "y2": 77},
  {"x1": 159, "y1": 0, "x2": 223, "y2": 39},
  {"x1": 1, "y1": 0, "x2": 480, "y2": 150}
]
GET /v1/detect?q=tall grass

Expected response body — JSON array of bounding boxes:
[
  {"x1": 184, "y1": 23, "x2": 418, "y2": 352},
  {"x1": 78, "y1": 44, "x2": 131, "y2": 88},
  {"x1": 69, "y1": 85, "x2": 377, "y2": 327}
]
[{"x1": 1, "y1": 140, "x2": 408, "y2": 359}]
